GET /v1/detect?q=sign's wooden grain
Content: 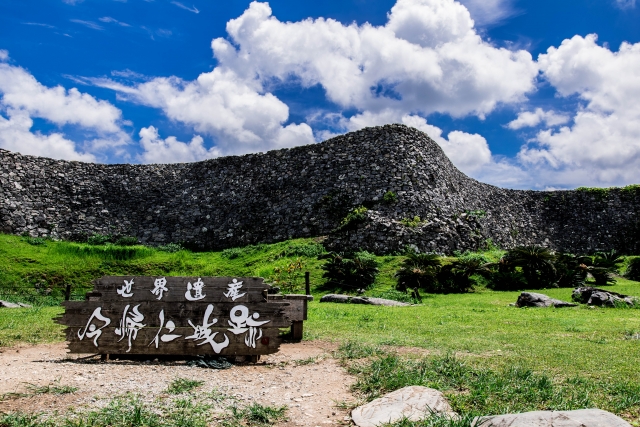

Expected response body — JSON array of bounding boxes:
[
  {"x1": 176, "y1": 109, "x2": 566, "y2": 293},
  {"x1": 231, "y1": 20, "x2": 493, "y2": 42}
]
[{"x1": 56, "y1": 276, "x2": 312, "y2": 358}]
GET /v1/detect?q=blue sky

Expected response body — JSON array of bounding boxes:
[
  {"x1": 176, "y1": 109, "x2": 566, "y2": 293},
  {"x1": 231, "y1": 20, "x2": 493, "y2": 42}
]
[{"x1": 0, "y1": 0, "x2": 639, "y2": 189}]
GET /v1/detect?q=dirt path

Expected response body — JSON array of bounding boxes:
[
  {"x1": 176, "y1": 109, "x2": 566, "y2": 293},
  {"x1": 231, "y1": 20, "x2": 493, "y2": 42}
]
[{"x1": 0, "y1": 341, "x2": 357, "y2": 426}]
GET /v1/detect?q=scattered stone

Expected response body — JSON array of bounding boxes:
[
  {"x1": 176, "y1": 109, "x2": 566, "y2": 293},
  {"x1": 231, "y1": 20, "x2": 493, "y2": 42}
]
[
  {"x1": 515, "y1": 292, "x2": 577, "y2": 308},
  {"x1": 319, "y1": 294, "x2": 410, "y2": 306},
  {"x1": 351, "y1": 386, "x2": 457, "y2": 427},
  {"x1": 572, "y1": 287, "x2": 637, "y2": 307},
  {"x1": 476, "y1": 408, "x2": 631, "y2": 426},
  {"x1": 0, "y1": 300, "x2": 32, "y2": 308}
]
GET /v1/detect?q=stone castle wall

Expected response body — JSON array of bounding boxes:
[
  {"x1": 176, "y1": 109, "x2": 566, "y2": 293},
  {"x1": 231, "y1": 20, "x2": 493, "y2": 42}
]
[{"x1": 1, "y1": 124, "x2": 638, "y2": 254}]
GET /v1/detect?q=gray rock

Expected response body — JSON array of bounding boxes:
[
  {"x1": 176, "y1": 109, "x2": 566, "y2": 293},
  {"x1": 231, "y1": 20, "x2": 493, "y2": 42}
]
[
  {"x1": 476, "y1": 408, "x2": 631, "y2": 426},
  {"x1": 320, "y1": 294, "x2": 410, "y2": 306},
  {"x1": 0, "y1": 300, "x2": 32, "y2": 308},
  {"x1": 351, "y1": 386, "x2": 457, "y2": 427},
  {"x1": 572, "y1": 287, "x2": 637, "y2": 307},
  {"x1": 515, "y1": 292, "x2": 577, "y2": 308}
]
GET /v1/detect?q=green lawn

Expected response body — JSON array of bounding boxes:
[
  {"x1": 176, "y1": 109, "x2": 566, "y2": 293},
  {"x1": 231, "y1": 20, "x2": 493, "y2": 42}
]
[
  {"x1": 2, "y1": 234, "x2": 640, "y2": 423},
  {"x1": 309, "y1": 280, "x2": 640, "y2": 382}
]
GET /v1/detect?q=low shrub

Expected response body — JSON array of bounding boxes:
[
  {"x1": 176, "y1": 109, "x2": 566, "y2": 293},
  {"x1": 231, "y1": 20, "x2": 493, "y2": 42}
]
[
  {"x1": 395, "y1": 252, "x2": 441, "y2": 293},
  {"x1": 338, "y1": 206, "x2": 369, "y2": 231},
  {"x1": 437, "y1": 257, "x2": 490, "y2": 294},
  {"x1": 320, "y1": 251, "x2": 379, "y2": 290},
  {"x1": 382, "y1": 190, "x2": 398, "y2": 204},
  {"x1": 485, "y1": 270, "x2": 527, "y2": 291},
  {"x1": 278, "y1": 242, "x2": 325, "y2": 258},
  {"x1": 114, "y1": 236, "x2": 139, "y2": 246},
  {"x1": 272, "y1": 258, "x2": 305, "y2": 293},
  {"x1": 156, "y1": 242, "x2": 185, "y2": 253},
  {"x1": 400, "y1": 216, "x2": 425, "y2": 228},
  {"x1": 626, "y1": 257, "x2": 640, "y2": 281},
  {"x1": 553, "y1": 253, "x2": 588, "y2": 288},
  {"x1": 22, "y1": 236, "x2": 48, "y2": 246},
  {"x1": 86, "y1": 233, "x2": 112, "y2": 246}
]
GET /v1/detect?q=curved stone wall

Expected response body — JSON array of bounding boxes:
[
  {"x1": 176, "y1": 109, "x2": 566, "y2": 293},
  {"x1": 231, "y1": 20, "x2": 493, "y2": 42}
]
[{"x1": 1, "y1": 124, "x2": 638, "y2": 254}]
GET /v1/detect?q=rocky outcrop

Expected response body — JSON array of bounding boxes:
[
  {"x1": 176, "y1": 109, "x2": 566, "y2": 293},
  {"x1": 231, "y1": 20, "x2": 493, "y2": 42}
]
[
  {"x1": 0, "y1": 300, "x2": 31, "y2": 308},
  {"x1": 1, "y1": 124, "x2": 639, "y2": 254},
  {"x1": 572, "y1": 287, "x2": 637, "y2": 307},
  {"x1": 478, "y1": 409, "x2": 631, "y2": 426},
  {"x1": 319, "y1": 294, "x2": 410, "y2": 306},
  {"x1": 515, "y1": 292, "x2": 577, "y2": 308},
  {"x1": 351, "y1": 386, "x2": 456, "y2": 427}
]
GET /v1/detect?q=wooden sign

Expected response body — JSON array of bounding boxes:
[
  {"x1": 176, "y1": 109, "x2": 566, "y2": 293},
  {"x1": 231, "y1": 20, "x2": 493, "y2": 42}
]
[{"x1": 56, "y1": 276, "x2": 310, "y2": 358}]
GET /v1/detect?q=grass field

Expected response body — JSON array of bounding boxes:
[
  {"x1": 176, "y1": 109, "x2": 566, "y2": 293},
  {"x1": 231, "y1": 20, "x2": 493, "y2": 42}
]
[{"x1": 2, "y1": 234, "x2": 640, "y2": 424}]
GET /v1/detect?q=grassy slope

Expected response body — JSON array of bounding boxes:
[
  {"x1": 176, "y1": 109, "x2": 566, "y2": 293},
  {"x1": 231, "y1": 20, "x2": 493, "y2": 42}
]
[{"x1": 1, "y1": 234, "x2": 640, "y2": 386}]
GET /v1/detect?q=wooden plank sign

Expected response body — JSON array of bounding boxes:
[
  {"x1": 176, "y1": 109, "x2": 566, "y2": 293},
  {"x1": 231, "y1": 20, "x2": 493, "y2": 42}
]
[{"x1": 55, "y1": 276, "x2": 297, "y2": 357}]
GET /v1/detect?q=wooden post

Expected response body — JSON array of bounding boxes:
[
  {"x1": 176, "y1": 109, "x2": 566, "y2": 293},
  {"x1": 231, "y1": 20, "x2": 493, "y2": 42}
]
[
  {"x1": 305, "y1": 271, "x2": 310, "y2": 295},
  {"x1": 291, "y1": 321, "x2": 303, "y2": 341},
  {"x1": 64, "y1": 284, "x2": 72, "y2": 301}
]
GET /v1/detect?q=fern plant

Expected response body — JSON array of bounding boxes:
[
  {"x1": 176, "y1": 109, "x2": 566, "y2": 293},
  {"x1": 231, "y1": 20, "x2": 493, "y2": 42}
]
[{"x1": 395, "y1": 252, "x2": 442, "y2": 293}]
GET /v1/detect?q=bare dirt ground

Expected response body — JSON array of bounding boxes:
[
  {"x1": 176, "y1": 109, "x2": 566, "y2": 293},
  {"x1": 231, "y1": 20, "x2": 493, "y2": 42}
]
[{"x1": 0, "y1": 341, "x2": 358, "y2": 426}]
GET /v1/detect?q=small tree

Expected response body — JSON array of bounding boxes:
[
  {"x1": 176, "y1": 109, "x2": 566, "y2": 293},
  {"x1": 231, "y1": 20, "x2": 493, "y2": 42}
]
[
  {"x1": 554, "y1": 253, "x2": 589, "y2": 288},
  {"x1": 437, "y1": 256, "x2": 491, "y2": 293},
  {"x1": 506, "y1": 246, "x2": 557, "y2": 289},
  {"x1": 625, "y1": 257, "x2": 640, "y2": 281},
  {"x1": 589, "y1": 250, "x2": 623, "y2": 286},
  {"x1": 395, "y1": 253, "x2": 442, "y2": 293},
  {"x1": 320, "y1": 251, "x2": 379, "y2": 290}
]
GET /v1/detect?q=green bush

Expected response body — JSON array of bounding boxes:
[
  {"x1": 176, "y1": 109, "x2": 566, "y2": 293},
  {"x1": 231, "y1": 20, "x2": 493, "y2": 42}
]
[
  {"x1": 554, "y1": 253, "x2": 588, "y2": 288},
  {"x1": 400, "y1": 216, "x2": 425, "y2": 227},
  {"x1": 22, "y1": 236, "x2": 48, "y2": 246},
  {"x1": 338, "y1": 206, "x2": 368, "y2": 231},
  {"x1": 279, "y1": 242, "x2": 325, "y2": 258},
  {"x1": 437, "y1": 257, "x2": 491, "y2": 294},
  {"x1": 589, "y1": 250, "x2": 623, "y2": 286},
  {"x1": 156, "y1": 243, "x2": 185, "y2": 253},
  {"x1": 395, "y1": 252, "x2": 442, "y2": 293},
  {"x1": 320, "y1": 251, "x2": 379, "y2": 290},
  {"x1": 626, "y1": 257, "x2": 640, "y2": 281},
  {"x1": 485, "y1": 270, "x2": 527, "y2": 291},
  {"x1": 503, "y1": 246, "x2": 557, "y2": 289},
  {"x1": 382, "y1": 190, "x2": 398, "y2": 204},
  {"x1": 86, "y1": 233, "x2": 112, "y2": 245},
  {"x1": 114, "y1": 236, "x2": 139, "y2": 246}
]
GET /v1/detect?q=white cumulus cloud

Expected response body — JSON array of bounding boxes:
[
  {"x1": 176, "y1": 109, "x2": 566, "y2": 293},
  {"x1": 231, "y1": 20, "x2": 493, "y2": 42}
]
[
  {"x1": 507, "y1": 108, "x2": 570, "y2": 130},
  {"x1": 0, "y1": 109, "x2": 96, "y2": 161},
  {"x1": 139, "y1": 126, "x2": 219, "y2": 163},
  {"x1": 95, "y1": 67, "x2": 315, "y2": 155},
  {"x1": 518, "y1": 34, "x2": 640, "y2": 187},
  {"x1": 0, "y1": 63, "x2": 123, "y2": 133},
  {"x1": 212, "y1": 0, "x2": 537, "y2": 119},
  {"x1": 0, "y1": 60, "x2": 129, "y2": 160}
]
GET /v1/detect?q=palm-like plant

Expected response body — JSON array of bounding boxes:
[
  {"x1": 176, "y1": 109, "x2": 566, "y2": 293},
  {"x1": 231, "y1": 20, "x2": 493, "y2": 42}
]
[
  {"x1": 589, "y1": 250, "x2": 623, "y2": 286},
  {"x1": 438, "y1": 257, "x2": 492, "y2": 293},
  {"x1": 506, "y1": 246, "x2": 557, "y2": 288},
  {"x1": 554, "y1": 253, "x2": 589, "y2": 288},
  {"x1": 395, "y1": 253, "x2": 442, "y2": 293},
  {"x1": 320, "y1": 251, "x2": 379, "y2": 290},
  {"x1": 626, "y1": 257, "x2": 640, "y2": 281}
]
